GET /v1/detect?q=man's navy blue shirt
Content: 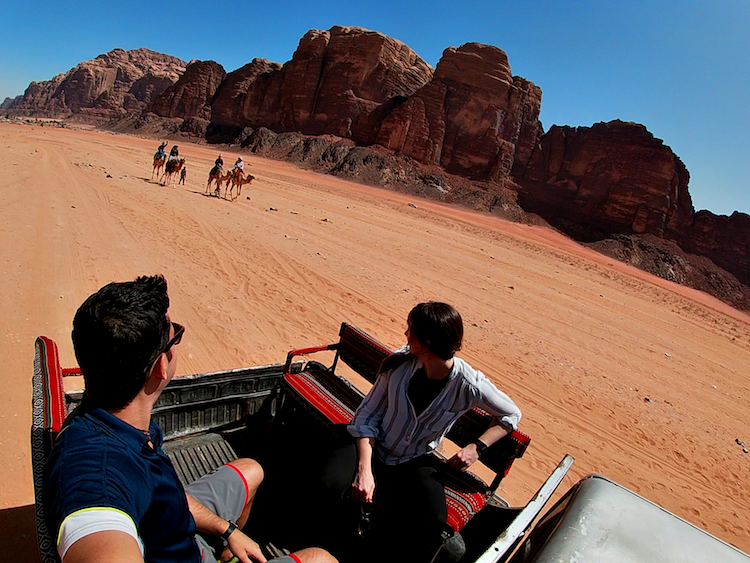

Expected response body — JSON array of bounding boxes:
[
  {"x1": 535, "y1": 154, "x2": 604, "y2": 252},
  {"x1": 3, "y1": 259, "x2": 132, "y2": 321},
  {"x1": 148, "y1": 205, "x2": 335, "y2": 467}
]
[{"x1": 44, "y1": 406, "x2": 201, "y2": 562}]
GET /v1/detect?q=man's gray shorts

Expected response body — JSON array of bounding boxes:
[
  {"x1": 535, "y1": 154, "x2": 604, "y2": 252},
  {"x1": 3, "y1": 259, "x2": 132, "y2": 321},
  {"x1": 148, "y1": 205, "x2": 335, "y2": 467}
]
[{"x1": 186, "y1": 464, "x2": 300, "y2": 563}]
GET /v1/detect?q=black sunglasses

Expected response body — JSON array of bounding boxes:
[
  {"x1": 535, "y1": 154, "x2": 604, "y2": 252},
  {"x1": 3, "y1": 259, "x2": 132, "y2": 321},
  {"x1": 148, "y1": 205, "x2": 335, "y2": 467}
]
[
  {"x1": 358, "y1": 502, "x2": 374, "y2": 537},
  {"x1": 162, "y1": 322, "x2": 185, "y2": 357}
]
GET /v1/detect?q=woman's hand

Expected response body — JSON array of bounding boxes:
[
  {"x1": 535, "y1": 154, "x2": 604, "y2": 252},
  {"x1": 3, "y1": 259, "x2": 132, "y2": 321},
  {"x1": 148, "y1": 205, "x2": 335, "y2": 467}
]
[
  {"x1": 352, "y1": 466, "x2": 376, "y2": 503},
  {"x1": 447, "y1": 443, "x2": 480, "y2": 470}
]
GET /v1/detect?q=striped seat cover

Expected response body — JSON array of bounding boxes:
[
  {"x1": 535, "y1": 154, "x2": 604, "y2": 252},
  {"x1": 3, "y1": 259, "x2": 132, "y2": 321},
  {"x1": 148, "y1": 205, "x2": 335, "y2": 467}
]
[{"x1": 32, "y1": 336, "x2": 79, "y2": 563}]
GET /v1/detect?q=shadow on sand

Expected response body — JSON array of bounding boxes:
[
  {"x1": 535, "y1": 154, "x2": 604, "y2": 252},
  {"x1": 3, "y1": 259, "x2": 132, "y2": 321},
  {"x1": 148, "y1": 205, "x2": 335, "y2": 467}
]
[{"x1": 0, "y1": 504, "x2": 41, "y2": 563}]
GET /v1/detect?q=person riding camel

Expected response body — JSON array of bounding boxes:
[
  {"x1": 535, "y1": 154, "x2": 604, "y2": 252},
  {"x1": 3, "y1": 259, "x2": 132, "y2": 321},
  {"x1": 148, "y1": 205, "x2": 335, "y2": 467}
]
[
  {"x1": 168, "y1": 145, "x2": 179, "y2": 162},
  {"x1": 214, "y1": 153, "x2": 224, "y2": 173},
  {"x1": 154, "y1": 141, "x2": 167, "y2": 161},
  {"x1": 233, "y1": 156, "x2": 244, "y2": 179}
]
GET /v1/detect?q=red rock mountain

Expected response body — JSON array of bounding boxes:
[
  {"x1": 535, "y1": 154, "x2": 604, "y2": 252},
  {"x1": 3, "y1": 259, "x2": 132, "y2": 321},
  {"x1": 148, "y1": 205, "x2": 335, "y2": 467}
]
[
  {"x1": 148, "y1": 60, "x2": 226, "y2": 120},
  {"x1": 515, "y1": 121, "x2": 694, "y2": 238},
  {"x1": 515, "y1": 120, "x2": 750, "y2": 285},
  {"x1": 9, "y1": 48, "x2": 185, "y2": 118},
  {"x1": 6, "y1": 29, "x2": 748, "y2": 294},
  {"x1": 210, "y1": 26, "x2": 434, "y2": 144},
  {"x1": 377, "y1": 42, "x2": 542, "y2": 182}
]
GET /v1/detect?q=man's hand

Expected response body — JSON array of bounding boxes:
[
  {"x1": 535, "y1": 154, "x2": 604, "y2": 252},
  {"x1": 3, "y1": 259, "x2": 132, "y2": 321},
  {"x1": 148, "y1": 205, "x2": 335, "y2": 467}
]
[
  {"x1": 226, "y1": 529, "x2": 267, "y2": 563},
  {"x1": 351, "y1": 466, "x2": 376, "y2": 503},
  {"x1": 447, "y1": 443, "x2": 480, "y2": 470}
]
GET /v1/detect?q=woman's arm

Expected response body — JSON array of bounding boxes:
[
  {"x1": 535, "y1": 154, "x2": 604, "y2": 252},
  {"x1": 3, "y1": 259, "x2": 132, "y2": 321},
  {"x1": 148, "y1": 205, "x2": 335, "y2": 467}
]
[
  {"x1": 352, "y1": 437, "x2": 376, "y2": 502},
  {"x1": 476, "y1": 372, "x2": 522, "y2": 432},
  {"x1": 448, "y1": 368, "x2": 521, "y2": 470},
  {"x1": 347, "y1": 369, "x2": 391, "y2": 440},
  {"x1": 447, "y1": 421, "x2": 509, "y2": 469},
  {"x1": 348, "y1": 362, "x2": 403, "y2": 501}
]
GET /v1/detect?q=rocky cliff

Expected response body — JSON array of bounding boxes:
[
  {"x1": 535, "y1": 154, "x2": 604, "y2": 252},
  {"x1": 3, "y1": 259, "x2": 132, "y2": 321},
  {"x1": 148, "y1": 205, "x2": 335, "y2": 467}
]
[
  {"x1": 1, "y1": 96, "x2": 21, "y2": 110},
  {"x1": 514, "y1": 120, "x2": 749, "y2": 285},
  {"x1": 378, "y1": 43, "x2": 542, "y2": 182},
  {"x1": 148, "y1": 60, "x2": 226, "y2": 120},
  {"x1": 8, "y1": 48, "x2": 185, "y2": 118},
  {"x1": 515, "y1": 121, "x2": 694, "y2": 238},
  {"x1": 210, "y1": 26, "x2": 434, "y2": 144},
  {"x1": 210, "y1": 31, "x2": 541, "y2": 184},
  {"x1": 682, "y1": 210, "x2": 750, "y2": 286}
]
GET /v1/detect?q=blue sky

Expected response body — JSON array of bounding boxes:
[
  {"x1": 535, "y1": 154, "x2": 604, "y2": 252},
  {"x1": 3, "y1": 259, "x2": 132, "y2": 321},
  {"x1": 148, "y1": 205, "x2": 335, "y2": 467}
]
[{"x1": 1, "y1": 0, "x2": 748, "y2": 216}]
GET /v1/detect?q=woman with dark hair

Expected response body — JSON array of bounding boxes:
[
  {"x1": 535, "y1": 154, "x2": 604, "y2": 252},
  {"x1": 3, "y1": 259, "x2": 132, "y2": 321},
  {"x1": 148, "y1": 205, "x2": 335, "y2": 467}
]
[{"x1": 321, "y1": 302, "x2": 521, "y2": 562}]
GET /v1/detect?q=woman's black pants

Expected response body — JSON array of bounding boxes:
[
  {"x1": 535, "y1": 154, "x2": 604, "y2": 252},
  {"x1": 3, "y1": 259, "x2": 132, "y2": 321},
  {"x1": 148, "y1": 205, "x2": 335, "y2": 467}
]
[{"x1": 319, "y1": 443, "x2": 447, "y2": 563}]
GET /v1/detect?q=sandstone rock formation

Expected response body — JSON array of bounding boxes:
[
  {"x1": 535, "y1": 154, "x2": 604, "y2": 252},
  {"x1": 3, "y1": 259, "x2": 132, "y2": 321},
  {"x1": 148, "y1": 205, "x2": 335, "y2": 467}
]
[
  {"x1": 210, "y1": 59, "x2": 283, "y2": 127},
  {"x1": 515, "y1": 120, "x2": 694, "y2": 239},
  {"x1": 682, "y1": 210, "x2": 750, "y2": 286},
  {"x1": 210, "y1": 26, "x2": 433, "y2": 144},
  {"x1": 514, "y1": 120, "x2": 749, "y2": 286},
  {"x1": 148, "y1": 60, "x2": 226, "y2": 120},
  {"x1": 1, "y1": 97, "x2": 21, "y2": 110},
  {"x1": 377, "y1": 43, "x2": 543, "y2": 182},
  {"x1": 9, "y1": 48, "x2": 185, "y2": 118}
]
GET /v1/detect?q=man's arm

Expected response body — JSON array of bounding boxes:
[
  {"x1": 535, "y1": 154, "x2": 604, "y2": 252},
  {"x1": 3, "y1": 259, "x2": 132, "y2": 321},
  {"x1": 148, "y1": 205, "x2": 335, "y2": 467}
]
[
  {"x1": 186, "y1": 493, "x2": 267, "y2": 563},
  {"x1": 63, "y1": 531, "x2": 143, "y2": 563}
]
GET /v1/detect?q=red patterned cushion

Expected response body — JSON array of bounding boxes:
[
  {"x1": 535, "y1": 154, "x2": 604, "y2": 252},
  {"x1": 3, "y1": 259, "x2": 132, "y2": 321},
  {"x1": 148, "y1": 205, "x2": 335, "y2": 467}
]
[
  {"x1": 283, "y1": 368, "x2": 362, "y2": 425},
  {"x1": 34, "y1": 336, "x2": 67, "y2": 434},
  {"x1": 440, "y1": 464, "x2": 490, "y2": 533},
  {"x1": 337, "y1": 323, "x2": 392, "y2": 384},
  {"x1": 32, "y1": 336, "x2": 72, "y2": 563}
]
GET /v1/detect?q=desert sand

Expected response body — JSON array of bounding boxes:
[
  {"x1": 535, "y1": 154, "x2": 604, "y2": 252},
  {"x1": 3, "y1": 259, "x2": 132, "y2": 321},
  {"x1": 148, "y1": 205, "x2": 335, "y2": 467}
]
[{"x1": 1, "y1": 122, "x2": 749, "y2": 558}]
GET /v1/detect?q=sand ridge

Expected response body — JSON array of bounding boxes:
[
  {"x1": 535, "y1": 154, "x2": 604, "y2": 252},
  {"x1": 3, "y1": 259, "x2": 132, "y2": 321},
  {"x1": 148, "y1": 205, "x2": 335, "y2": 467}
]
[{"x1": 1, "y1": 123, "x2": 749, "y2": 555}]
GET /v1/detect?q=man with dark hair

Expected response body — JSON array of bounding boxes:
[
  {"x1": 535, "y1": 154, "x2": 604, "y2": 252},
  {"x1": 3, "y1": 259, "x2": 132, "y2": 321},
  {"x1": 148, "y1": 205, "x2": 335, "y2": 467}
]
[{"x1": 45, "y1": 275, "x2": 335, "y2": 563}]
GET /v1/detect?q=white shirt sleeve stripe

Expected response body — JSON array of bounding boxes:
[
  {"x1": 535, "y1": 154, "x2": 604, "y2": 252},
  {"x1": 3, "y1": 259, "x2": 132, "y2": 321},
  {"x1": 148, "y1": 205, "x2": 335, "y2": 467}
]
[{"x1": 58, "y1": 507, "x2": 144, "y2": 560}]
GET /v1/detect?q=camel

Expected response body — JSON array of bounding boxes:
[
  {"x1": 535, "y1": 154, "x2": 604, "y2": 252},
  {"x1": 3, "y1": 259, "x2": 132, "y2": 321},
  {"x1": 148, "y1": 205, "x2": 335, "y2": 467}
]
[
  {"x1": 205, "y1": 166, "x2": 232, "y2": 197},
  {"x1": 160, "y1": 157, "x2": 185, "y2": 187},
  {"x1": 151, "y1": 153, "x2": 166, "y2": 180},
  {"x1": 225, "y1": 172, "x2": 255, "y2": 201}
]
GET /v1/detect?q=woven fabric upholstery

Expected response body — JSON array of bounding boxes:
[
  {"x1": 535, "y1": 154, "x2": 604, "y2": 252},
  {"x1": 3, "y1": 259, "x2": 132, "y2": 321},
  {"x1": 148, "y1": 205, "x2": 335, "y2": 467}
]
[
  {"x1": 32, "y1": 336, "x2": 70, "y2": 563},
  {"x1": 336, "y1": 323, "x2": 392, "y2": 384},
  {"x1": 282, "y1": 367, "x2": 363, "y2": 425},
  {"x1": 34, "y1": 336, "x2": 67, "y2": 435},
  {"x1": 439, "y1": 463, "x2": 490, "y2": 533}
]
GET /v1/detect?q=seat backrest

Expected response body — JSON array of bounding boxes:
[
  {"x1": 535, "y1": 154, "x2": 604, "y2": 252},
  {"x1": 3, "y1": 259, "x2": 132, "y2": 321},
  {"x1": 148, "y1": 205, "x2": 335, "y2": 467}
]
[
  {"x1": 333, "y1": 323, "x2": 392, "y2": 384},
  {"x1": 32, "y1": 336, "x2": 73, "y2": 563}
]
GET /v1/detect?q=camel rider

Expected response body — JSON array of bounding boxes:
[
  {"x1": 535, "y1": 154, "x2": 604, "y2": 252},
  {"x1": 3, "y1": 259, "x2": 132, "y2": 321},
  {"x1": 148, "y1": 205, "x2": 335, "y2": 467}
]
[
  {"x1": 234, "y1": 156, "x2": 244, "y2": 179},
  {"x1": 215, "y1": 154, "x2": 224, "y2": 171},
  {"x1": 168, "y1": 145, "x2": 179, "y2": 162},
  {"x1": 154, "y1": 141, "x2": 167, "y2": 160}
]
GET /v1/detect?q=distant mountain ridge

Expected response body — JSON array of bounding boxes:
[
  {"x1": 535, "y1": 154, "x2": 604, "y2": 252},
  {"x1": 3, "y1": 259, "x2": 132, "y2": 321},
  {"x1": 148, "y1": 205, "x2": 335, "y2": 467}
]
[
  {"x1": 5, "y1": 28, "x2": 749, "y2": 308},
  {"x1": 7, "y1": 47, "x2": 185, "y2": 118}
]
